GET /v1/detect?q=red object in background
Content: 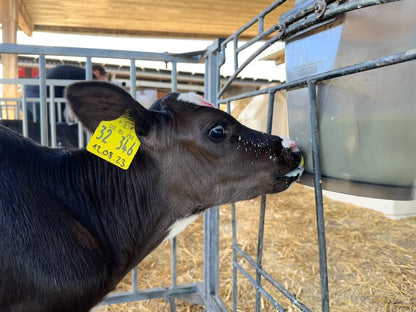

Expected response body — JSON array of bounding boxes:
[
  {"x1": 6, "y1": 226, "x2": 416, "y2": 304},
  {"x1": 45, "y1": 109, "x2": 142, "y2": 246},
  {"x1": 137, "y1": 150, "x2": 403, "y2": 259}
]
[
  {"x1": 17, "y1": 66, "x2": 39, "y2": 78},
  {"x1": 32, "y1": 67, "x2": 39, "y2": 77},
  {"x1": 18, "y1": 66, "x2": 26, "y2": 78}
]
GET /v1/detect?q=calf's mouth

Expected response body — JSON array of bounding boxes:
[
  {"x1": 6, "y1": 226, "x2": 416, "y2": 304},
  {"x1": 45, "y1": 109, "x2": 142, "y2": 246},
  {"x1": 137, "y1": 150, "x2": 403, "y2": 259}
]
[{"x1": 273, "y1": 153, "x2": 305, "y2": 191}]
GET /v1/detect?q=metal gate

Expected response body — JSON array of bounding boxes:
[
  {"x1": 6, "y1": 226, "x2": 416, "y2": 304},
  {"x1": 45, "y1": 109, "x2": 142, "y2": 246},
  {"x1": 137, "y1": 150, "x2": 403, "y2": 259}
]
[
  {"x1": 1, "y1": 0, "x2": 415, "y2": 311},
  {"x1": 204, "y1": 0, "x2": 415, "y2": 311}
]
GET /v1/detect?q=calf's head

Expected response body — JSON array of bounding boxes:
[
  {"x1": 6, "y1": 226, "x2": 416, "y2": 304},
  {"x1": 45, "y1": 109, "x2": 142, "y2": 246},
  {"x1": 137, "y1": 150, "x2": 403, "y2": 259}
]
[{"x1": 66, "y1": 81, "x2": 303, "y2": 215}]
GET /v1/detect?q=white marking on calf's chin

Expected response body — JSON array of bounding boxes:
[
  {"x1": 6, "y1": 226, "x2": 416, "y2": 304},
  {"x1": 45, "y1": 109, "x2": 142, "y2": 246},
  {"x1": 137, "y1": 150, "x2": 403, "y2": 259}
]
[
  {"x1": 285, "y1": 167, "x2": 304, "y2": 178},
  {"x1": 165, "y1": 213, "x2": 202, "y2": 240}
]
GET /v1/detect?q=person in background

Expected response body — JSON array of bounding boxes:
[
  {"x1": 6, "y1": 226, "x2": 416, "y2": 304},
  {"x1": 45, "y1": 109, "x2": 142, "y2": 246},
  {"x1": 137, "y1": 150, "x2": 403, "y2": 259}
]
[{"x1": 25, "y1": 64, "x2": 110, "y2": 122}]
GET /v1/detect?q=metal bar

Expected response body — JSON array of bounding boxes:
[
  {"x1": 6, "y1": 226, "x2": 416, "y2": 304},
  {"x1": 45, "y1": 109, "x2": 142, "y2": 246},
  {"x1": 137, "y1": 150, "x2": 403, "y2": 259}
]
[
  {"x1": 283, "y1": 0, "x2": 401, "y2": 42},
  {"x1": 279, "y1": 0, "x2": 318, "y2": 24},
  {"x1": 235, "y1": 24, "x2": 280, "y2": 54},
  {"x1": 38, "y1": 55, "x2": 48, "y2": 146},
  {"x1": 233, "y1": 261, "x2": 286, "y2": 312},
  {"x1": 130, "y1": 59, "x2": 137, "y2": 98},
  {"x1": 231, "y1": 205, "x2": 238, "y2": 312},
  {"x1": 0, "y1": 78, "x2": 85, "y2": 85},
  {"x1": 49, "y1": 86, "x2": 57, "y2": 148},
  {"x1": 129, "y1": 59, "x2": 139, "y2": 294},
  {"x1": 266, "y1": 92, "x2": 275, "y2": 135},
  {"x1": 204, "y1": 47, "x2": 220, "y2": 301},
  {"x1": 0, "y1": 43, "x2": 204, "y2": 64},
  {"x1": 85, "y1": 57, "x2": 93, "y2": 81},
  {"x1": 203, "y1": 293, "x2": 230, "y2": 312},
  {"x1": 218, "y1": 33, "x2": 281, "y2": 97},
  {"x1": 203, "y1": 212, "x2": 220, "y2": 298},
  {"x1": 258, "y1": 17, "x2": 264, "y2": 35},
  {"x1": 218, "y1": 48, "x2": 416, "y2": 104},
  {"x1": 226, "y1": 98, "x2": 239, "y2": 312},
  {"x1": 167, "y1": 296, "x2": 176, "y2": 312},
  {"x1": 218, "y1": 0, "x2": 402, "y2": 98},
  {"x1": 233, "y1": 38, "x2": 238, "y2": 72},
  {"x1": 220, "y1": 0, "x2": 287, "y2": 46},
  {"x1": 255, "y1": 195, "x2": 267, "y2": 312},
  {"x1": 171, "y1": 237, "x2": 178, "y2": 288},
  {"x1": 235, "y1": 245, "x2": 312, "y2": 312},
  {"x1": 21, "y1": 87, "x2": 28, "y2": 137},
  {"x1": 170, "y1": 61, "x2": 178, "y2": 309},
  {"x1": 308, "y1": 81, "x2": 329, "y2": 312},
  {"x1": 57, "y1": 100, "x2": 63, "y2": 123},
  {"x1": 254, "y1": 92, "x2": 275, "y2": 311},
  {"x1": 171, "y1": 62, "x2": 178, "y2": 92},
  {"x1": 102, "y1": 283, "x2": 201, "y2": 305}
]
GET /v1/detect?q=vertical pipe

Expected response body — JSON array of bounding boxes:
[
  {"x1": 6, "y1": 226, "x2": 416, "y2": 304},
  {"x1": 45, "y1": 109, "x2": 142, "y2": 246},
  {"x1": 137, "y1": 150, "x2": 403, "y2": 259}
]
[
  {"x1": 130, "y1": 59, "x2": 137, "y2": 99},
  {"x1": 254, "y1": 92, "x2": 275, "y2": 311},
  {"x1": 85, "y1": 57, "x2": 93, "y2": 80},
  {"x1": 39, "y1": 55, "x2": 48, "y2": 146},
  {"x1": 169, "y1": 237, "x2": 177, "y2": 312},
  {"x1": 204, "y1": 50, "x2": 220, "y2": 298},
  {"x1": 224, "y1": 100, "x2": 238, "y2": 312},
  {"x1": 231, "y1": 202, "x2": 238, "y2": 312},
  {"x1": 21, "y1": 86, "x2": 28, "y2": 137},
  {"x1": 57, "y1": 99, "x2": 63, "y2": 123},
  {"x1": 128, "y1": 59, "x2": 139, "y2": 293},
  {"x1": 225, "y1": 100, "x2": 239, "y2": 312},
  {"x1": 49, "y1": 86, "x2": 57, "y2": 148},
  {"x1": 266, "y1": 92, "x2": 275, "y2": 135},
  {"x1": 170, "y1": 61, "x2": 178, "y2": 298},
  {"x1": 255, "y1": 195, "x2": 267, "y2": 312},
  {"x1": 171, "y1": 62, "x2": 178, "y2": 93},
  {"x1": 167, "y1": 61, "x2": 179, "y2": 312},
  {"x1": 308, "y1": 80, "x2": 330, "y2": 312},
  {"x1": 233, "y1": 38, "x2": 239, "y2": 72},
  {"x1": 32, "y1": 101, "x2": 37, "y2": 123}
]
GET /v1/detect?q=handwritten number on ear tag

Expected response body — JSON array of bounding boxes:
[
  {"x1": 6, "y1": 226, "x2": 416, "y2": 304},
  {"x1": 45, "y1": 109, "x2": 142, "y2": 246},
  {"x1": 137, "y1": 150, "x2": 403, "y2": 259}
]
[{"x1": 87, "y1": 115, "x2": 140, "y2": 170}]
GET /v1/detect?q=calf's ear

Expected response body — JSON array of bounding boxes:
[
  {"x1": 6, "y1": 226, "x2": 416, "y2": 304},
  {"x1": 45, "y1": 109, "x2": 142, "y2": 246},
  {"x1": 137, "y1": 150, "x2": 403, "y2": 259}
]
[{"x1": 65, "y1": 81, "x2": 154, "y2": 136}]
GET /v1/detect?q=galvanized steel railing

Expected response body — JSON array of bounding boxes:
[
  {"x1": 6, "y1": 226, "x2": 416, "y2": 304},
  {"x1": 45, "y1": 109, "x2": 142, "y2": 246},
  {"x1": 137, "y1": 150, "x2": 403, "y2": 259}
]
[
  {"x1": 0, "y1": 0, "x2": 413, "y2": 311},
  {"x1": 0, "y1": 43, "x2": 219, "y2": 310},
  {"x1": 209, "y1": 0, "x2": 411, "y2": 311}
]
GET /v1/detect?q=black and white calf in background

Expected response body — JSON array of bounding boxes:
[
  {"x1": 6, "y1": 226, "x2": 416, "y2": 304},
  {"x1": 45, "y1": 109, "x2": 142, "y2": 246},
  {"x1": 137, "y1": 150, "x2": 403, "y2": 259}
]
[{"x1": 0, "y1": 81, "x2": 303, "y2": 312}]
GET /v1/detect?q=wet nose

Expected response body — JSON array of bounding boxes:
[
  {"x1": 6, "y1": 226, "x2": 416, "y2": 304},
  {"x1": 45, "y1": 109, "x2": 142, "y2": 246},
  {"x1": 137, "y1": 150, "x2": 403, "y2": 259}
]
[
  {"x1": 282, "y1": 137, "x2": 300, "y2": 153},
  {"x1": 282, "y1": 138, "x2": 303, "y2": 166}
]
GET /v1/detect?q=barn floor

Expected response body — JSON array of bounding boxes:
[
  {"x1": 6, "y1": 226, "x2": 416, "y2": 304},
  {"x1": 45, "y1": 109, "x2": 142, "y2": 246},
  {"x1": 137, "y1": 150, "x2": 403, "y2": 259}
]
[{"x1": 94, "y1": 184, "x2": 416, "y2": 312}]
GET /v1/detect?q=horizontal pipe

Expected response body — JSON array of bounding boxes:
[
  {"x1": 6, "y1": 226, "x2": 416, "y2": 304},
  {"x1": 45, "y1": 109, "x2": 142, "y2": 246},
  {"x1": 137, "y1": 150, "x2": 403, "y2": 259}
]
[
  {"x1": 0, "y1": 43, "x2": 204, "y2": 64},
  {"x1": 218, "y1": 48, "x2": 416, "y2": 104}
]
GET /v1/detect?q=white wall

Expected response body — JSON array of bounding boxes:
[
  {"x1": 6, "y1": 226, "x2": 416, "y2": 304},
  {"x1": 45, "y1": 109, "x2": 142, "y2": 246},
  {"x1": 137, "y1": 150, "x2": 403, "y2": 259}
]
[{"x1": 323, "y1": 191, "x2": 416, "y2": 220}]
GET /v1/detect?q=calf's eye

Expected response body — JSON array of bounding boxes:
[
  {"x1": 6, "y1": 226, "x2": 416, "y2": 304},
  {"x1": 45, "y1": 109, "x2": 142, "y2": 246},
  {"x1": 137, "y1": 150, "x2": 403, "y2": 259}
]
[{"x1": 208, "y1": 125, "x2": 227, "y2": 142}]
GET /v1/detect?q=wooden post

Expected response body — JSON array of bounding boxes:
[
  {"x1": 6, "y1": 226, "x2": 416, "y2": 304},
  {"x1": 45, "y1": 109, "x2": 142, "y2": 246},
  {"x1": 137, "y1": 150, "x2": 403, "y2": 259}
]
[
  {"x1": 1, "y1": 0, "x2": 33, "y2": 118},
  {"x1": 1, "y1": 0, "x2": 18, "y2": 101}
]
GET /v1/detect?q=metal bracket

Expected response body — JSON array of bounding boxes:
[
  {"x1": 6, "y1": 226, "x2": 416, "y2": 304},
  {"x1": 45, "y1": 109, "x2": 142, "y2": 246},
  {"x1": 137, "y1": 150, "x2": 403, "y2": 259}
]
[{"x1": 315, "y1": 0, "x2": 328, "y2": 18}]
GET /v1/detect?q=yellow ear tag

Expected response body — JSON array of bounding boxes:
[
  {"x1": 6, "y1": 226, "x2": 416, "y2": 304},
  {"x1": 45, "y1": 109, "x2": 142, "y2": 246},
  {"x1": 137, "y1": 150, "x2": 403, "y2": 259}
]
[{"x1": 87, "y1": 114, "x2": 140, "y2": 170}]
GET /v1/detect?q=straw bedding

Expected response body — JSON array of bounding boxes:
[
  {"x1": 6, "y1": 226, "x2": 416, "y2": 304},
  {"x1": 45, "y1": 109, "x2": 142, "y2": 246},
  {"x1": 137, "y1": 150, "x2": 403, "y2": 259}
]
[{"x1": 94, "y1": 184, "x2": 416, "y2": 312}]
